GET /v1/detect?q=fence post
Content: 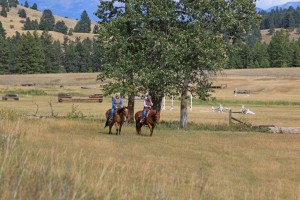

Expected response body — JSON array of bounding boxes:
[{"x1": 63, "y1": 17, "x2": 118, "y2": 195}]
[{"x1": 229, "y1": 109, "x2": 232, "y2": 125}]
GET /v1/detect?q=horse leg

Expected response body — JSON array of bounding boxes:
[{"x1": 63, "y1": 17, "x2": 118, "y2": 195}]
[
  {"x1": 108, "y1": 125, "x2": 112, "y2": 134},
  {"x1": 150, "y1": 124, "x2": 155, "y2": 137},
  {"x1": 119, "y1": 125, "x2": 122, "y2": 135},
  {"x1": 115, "y1": 123, "x2": 119, "y2": 135},
  {"x1": 136, "y1": 122, "x2": 141, "y2": 135}
]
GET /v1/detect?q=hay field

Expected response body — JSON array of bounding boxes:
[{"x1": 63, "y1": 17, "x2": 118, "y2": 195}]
[
  {"x1": 1, "y1": 68, "x2": 300, "y2": 127},
  {"x1": 0, "y1": 5, "x2": 97, "y2": 42},
  {"x1": 0, "y1": 69, "x2": 300, "y2": 199}
]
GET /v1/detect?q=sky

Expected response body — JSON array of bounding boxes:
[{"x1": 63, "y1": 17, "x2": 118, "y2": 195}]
[{"x1": 256, "y1": 0, "x2": 297, "y2": 9}]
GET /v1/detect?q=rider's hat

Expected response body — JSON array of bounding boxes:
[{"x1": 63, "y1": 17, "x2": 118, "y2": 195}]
[{"x1": 115, "y1": 92, "x2": 120, "y2": 97}]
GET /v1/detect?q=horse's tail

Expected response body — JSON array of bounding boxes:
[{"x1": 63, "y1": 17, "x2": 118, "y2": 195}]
[{"x1": 104, "y1": 120, "x2": 108, "y2": 128}]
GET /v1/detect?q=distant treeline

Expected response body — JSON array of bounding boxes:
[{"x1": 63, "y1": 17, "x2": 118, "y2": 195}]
[
  {"x1": 227, "y1": 29, "x2": 300, "y2": 68},
  {"x1": 0, "y1": 31, "x2": 101, "y2": 74},
  {"x1": 260, "y1": 6, "x2": 300, "y2": 31}
]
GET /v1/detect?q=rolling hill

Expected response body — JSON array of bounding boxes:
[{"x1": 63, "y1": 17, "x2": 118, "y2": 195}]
[
  {"x1": 1, "y1": 4, "x2": 300, "y2": 44},
  {"x1": 0, "y1": 5, "x2": 97, "y2": 42}
]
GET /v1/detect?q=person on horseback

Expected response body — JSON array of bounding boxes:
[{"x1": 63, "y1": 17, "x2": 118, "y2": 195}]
[
  {"x1": 140, "y1": 95, "x2": 153, "y2": 123},
  {"x1": 109, "y1": 92, "x2": 123, "y2": 122}
]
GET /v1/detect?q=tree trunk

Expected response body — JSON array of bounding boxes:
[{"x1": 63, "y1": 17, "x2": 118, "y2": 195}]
[
  {"x1": 149, "y1": 93, "x2": 163, "y2": 112},
  {"x1": 127, "y1": 92, "x2": 135, "y2": 123},
  {"x1": 180, "y1": 80, "x2": 189, "y2": 129}
]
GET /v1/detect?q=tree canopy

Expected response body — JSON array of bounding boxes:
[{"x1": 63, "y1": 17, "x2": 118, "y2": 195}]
[{"x1": 96, "y1": 0, "x2": 260, "y2": 128}]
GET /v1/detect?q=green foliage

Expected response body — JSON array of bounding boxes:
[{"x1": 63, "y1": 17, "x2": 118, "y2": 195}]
[
  {"x1": 0, "y1": 21, "x2": 6, "y2": 38},
  {"x1": 268, "y1": 30, "x2": 291, "y2": 67},
  {"x1": 67, "y1": 104, "x2": 84, "y2": 119},
  {"x1": 39, "y1": 9, "x2": 55, "y2": 31},
  {"x1": 31, "y1": 3, "x2": 38, "y2": 10},
  {"x1": 92, "y1": 25, "x2": 99, "y2": 34},
  {"x1": 0, "y1": 36, "x2": 9, "y2": 74},
  {"x1": 1, "y1": 6, "x2": 7, "y2": 17},
  {"x1": 24, "y1": 0, "x2": 29, "y2": 8},
  {"x1": 260, "y1": 7, "x2": 300, "y2": 30},
  {"x1": 18, "y1": 8, "x2": 26, "y2": 18},
  {"x1": 73, "y1": 11, "x2": 91, "y2": 33},
  {"x1": 40, "y1": 31, "x2": 61, "y2": 73},
  {"x1": 96, "y1": 0, "x2": 260, "y2": 128},
  {"x1": 54, "y1": 20, "x2": 68, "y2": 35},
  {"x1": 14, "y1": 31, "x2": 45, "y2": 73},
  {"x1": 23, "y1": 17, "x2": 39, "y2": 30},
  {"x1": 1, "y1": 89, "x2": 47, "y2": 96}
]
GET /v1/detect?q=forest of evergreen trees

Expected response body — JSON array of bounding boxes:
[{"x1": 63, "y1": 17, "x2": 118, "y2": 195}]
[
  {"x1": 227, "y1": 29, "x2": 300, "y2": 68},
  {"x1": 0, "y1": 31, "x2": 101, "y2": 74},
  {"x1": 1, "y1": 2, "x2": 300, "y2": 74},
  {"x1": 260, "y1": 6, "x2": 300, "y2": 31}
]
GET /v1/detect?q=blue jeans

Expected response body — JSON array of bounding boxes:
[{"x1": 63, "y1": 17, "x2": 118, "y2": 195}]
[
  {"x1": 141, "y1": 108, "x2": 148, "y2": 119},
  {"x1": 109, "y1": 108, "x2": 115, "y2": 118}
]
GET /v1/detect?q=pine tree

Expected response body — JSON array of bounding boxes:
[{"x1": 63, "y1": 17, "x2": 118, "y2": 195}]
[
  {"x1": 268, "y1": 30, "x2": 291, "y2": 67},
  {"x1": 31, "y1": 3, "x2": 37, "y2": 10},
  {"x1": 15, "y1": 31, "x2": 45, "y2": 73},
  {"x1": 54, "y1": 20, "x2": 68, "y2": 34},
  {"x1": 0, "y1": 21, "x2": 6, "y2": 38},
  {"x1": 74, "y1": 11, "x2": 91, "y2": 33},
  {"x1": 92, "y1": 38, "x2": 101, "y2": 71},
  {"x1": 1, "y1": 6, "x2": 7, "y2": 17},
  {"x1": 291, "y1": 41, "x2": 300, "y2": 67},
  {"x1": 39, "y1": 9, "x2": 55, "y2": 31},
  {"x1": 64, "y1": 40, "x2": 77, "y2": 72},
  {"x1": 0, "y1": 36, "x2": 9, "y2": 74},
  {"x1": 40, "y1": 31, "x2": 61, "y2": 73},
  {"x1": 8, "y1": 0, "x2": 18, "y2": 7},
  {"x1": 24, "y1": 0, "x2": 29, "y2": 8},
  {"x1": 18, "y1": 9, "x2": 26, "y2": 18},
  {"x1": 23, "y1": 17, "x2": 32, "y2": 30}
]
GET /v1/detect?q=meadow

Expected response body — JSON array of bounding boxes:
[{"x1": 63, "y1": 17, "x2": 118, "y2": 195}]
[{"x1": 0, "y1": 68, "x2": 300, "y2": 199}]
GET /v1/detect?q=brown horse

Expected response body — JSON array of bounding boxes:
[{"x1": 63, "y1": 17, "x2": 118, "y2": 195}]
[
  {"x1": 135, "y1": 109, "x2": 160, "y2": 136},
  {"x1": 105, "y1": 107, "x2": 129, "y2": 135}
]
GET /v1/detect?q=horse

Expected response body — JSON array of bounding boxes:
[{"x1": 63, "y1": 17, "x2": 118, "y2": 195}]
[
  {"x1": 104, "y1": 107, "x2": 129, "y2": 135},
  {"x1": 135, "y1": 109, "x2": 160, "y2": 136}
]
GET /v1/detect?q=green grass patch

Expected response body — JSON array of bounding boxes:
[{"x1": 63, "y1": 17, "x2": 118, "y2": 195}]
[{"x1": 1, "y1": 89, "x2": 47, "y2": 96}]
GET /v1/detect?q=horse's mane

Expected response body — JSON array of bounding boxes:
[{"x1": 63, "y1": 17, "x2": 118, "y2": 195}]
[{"x1": 117, "y1": 107, "x2": 127, "y2": 115}]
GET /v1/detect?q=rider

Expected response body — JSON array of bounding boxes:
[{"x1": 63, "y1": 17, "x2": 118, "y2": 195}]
[
  {"x1": 140, "y1": 95, "x2": 153, "y2": 123},
  {"x1": 109, "y1": 92, "x2": 123, "y2": 122}
]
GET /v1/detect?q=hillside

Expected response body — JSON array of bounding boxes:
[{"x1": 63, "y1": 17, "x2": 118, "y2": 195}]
[
  {"x1": 260, "y1": 28, "x2": 300, "y2": 43},
  {"x1": 0, "y1": 5, "x2": 97, "y2": 42}
]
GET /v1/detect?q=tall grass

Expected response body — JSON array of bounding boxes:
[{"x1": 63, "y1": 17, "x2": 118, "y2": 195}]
[{"x1": 0, "y1": 114, "x2": 299, "y2": 199}]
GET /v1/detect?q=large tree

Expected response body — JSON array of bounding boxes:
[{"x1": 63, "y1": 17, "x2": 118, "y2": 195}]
[{"x1": 96, "y1": 0, "x2": 260, "y2": 128}]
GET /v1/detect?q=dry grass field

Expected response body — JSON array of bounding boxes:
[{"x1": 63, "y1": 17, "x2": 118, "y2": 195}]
[
  {"x1": 0, "y1": 5, "x2": 97, "y2": 42},
  {"x1": 0, "y1": 68, "x2": 300, "y2": 199}
]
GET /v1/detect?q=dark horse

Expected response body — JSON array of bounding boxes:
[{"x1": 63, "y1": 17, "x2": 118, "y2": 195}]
[
  {"x1": 135, "y1": 109, "x2": 160, "y2": 136},
  {"x1": 105, "y1": 107, "x2": 129, "y2": 135}
]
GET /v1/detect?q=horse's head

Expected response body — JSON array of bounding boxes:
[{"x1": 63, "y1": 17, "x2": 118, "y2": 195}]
[{"x1": 117, "y1": 107, "x2": 129, "y2": 119}]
